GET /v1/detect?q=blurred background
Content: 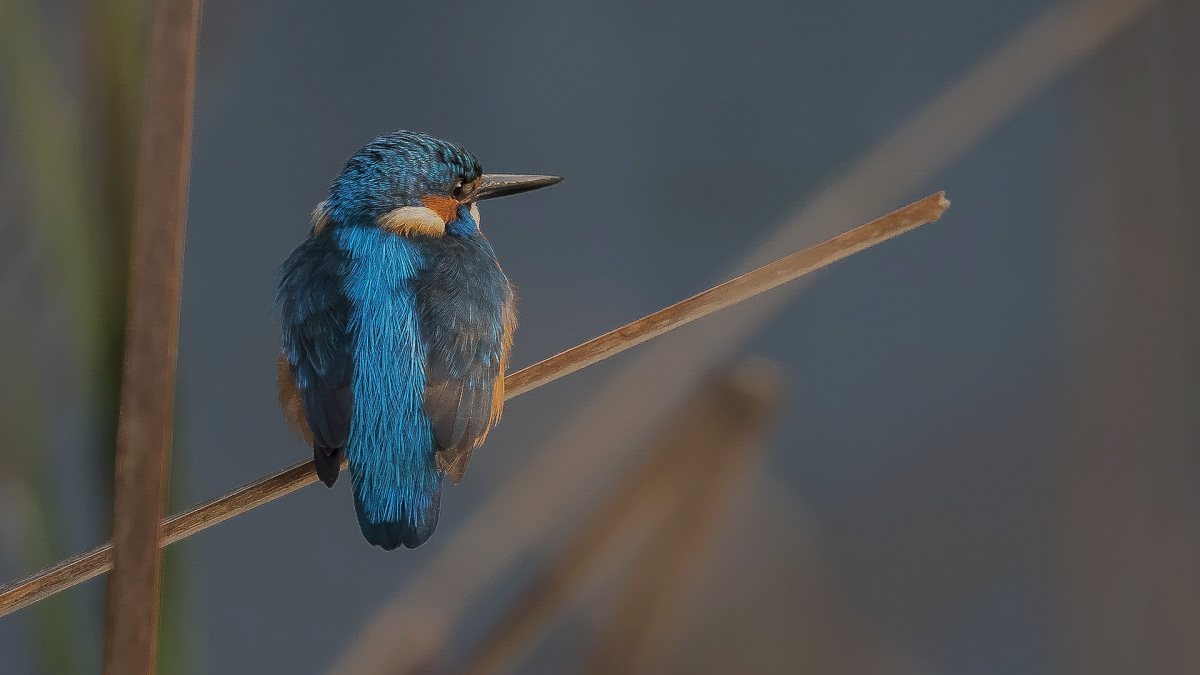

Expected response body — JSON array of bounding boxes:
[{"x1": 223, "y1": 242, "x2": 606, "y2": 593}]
[{"x1": 1, "y1": 0, "x2": 1198, "y2": 673}]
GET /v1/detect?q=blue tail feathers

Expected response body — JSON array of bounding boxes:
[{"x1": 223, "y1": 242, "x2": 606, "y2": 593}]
[{"x1": 353, "y1": 480, "x2": 442, "y2": 550}]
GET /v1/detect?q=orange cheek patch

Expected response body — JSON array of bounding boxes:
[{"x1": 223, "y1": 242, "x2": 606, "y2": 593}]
[{"x1": 421, "y1": 195, "x2": 458, "y2": 223}]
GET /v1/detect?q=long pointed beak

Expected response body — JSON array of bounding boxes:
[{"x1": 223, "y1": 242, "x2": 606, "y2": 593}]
[{"x1": 475, "y1": 173, "x2": 563, "y2": 201}]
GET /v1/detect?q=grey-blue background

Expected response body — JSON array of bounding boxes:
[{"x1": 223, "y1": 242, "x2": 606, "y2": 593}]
[{"x1": 2, "y1": 0, "x2": 1197, "y2": 673}]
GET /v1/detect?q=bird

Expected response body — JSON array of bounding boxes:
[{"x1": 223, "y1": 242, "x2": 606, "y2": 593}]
[{"x1": 275, "y1": 130, "x2": 560, "y2": 550}]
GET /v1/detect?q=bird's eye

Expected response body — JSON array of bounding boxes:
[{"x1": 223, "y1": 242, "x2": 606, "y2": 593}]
[{"x1": 452, "y1": 179, "x2": 467, "y2": 200}]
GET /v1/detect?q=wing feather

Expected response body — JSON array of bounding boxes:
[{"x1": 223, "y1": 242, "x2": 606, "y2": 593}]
[
  {"x1": 415, "y1": 239, "x2": 516, "y2": 484},
  {"x1": 276, "y1": 234, "x2": 354, "y2": 487}
]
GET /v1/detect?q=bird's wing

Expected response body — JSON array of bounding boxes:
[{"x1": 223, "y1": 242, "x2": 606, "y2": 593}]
[
  {"x1": 423, "y1": 292, "x2": 516, "y2": 485},
  {"x1": 276, "y1": 235, "x2": 354, "y2": 487}
]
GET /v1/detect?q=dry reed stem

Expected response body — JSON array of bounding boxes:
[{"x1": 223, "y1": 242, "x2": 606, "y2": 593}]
[
  {"x1": 506, "y1": 192, "x2": 946, "y2": 397},
  {"x1": 459, "y1": 363, "x2": 780, "y2": 675},
  {"x1": 101, "y1": 1, "x2": 201, "y2": 673},
  {"x1": 0, "y1": 193, "x2": 947, "y2": 619}
]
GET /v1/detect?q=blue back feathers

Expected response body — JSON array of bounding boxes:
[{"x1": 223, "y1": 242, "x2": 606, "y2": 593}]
[{"x1": 276, "y1": 131, "x2": 513, "y2": 550}]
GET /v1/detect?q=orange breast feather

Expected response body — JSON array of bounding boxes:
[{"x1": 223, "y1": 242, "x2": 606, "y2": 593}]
[{"x1": 277, "y1": 354, "x2": 313, "y2": 445}]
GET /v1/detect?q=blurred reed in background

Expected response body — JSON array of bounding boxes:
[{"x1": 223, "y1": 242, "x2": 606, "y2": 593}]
[{"x1": 0, "y1": 0, "x2": 190, "y2": 672}]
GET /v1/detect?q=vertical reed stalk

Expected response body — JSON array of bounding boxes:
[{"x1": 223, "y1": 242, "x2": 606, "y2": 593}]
[{"x1": 102, "y1": 0, "x2": 201, "y2": 673}]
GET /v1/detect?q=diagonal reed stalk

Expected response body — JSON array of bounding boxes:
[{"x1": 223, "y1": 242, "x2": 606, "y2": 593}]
[{"x1": 0, "y1": 192, "x2": 948, "y2": 619}]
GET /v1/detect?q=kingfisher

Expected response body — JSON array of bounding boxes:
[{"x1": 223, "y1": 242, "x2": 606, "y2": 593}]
[{"x1": 275, "y1": 130, "x2": 560, "y2": 549}]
